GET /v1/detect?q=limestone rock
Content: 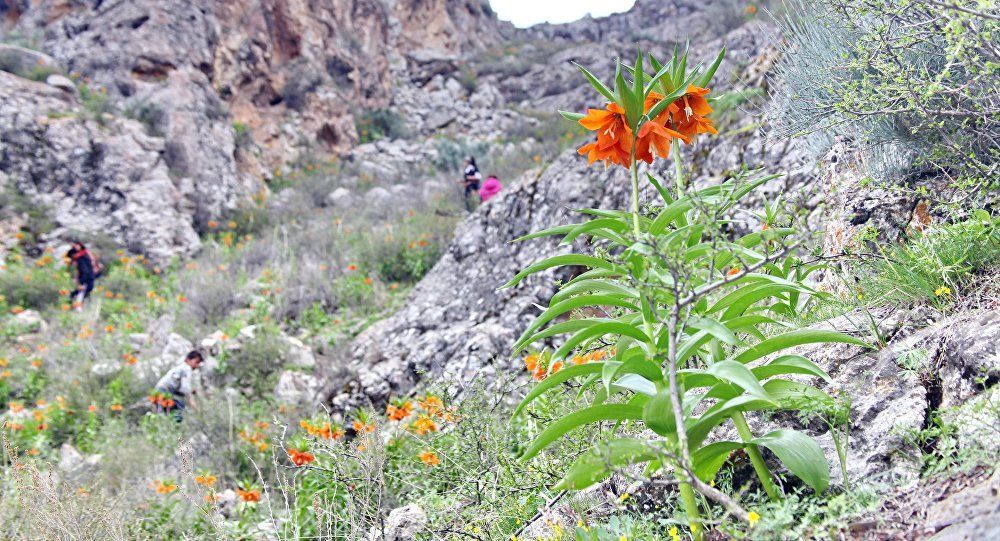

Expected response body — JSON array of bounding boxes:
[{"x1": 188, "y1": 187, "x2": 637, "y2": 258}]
[
  {"x1": 274, "y1": 370, "x2": 321, "y2": 406},
  {"x1": 12, "y1": 308, "x2": 45, "y2": 332},
  {"x1": 368, "y1": 504, "x2": 427, "y2": 541},
  {"x1": 282, "y1": 336, "x2": 316, "y2": 369},
  {"x1": 58, "y1": 443, "x2": 85, "y2": 472},
  {"x1": 926, "y1": 470, "x2": 1000, "y2": 541},
  {"x1": 44, "y1": 73, "x2": 76, "y2": 94},
  {"x1": 0, "y1": 71, "x2": 201, "y2": 264}
]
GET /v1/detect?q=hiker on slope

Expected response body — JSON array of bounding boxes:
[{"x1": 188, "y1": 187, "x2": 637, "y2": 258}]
[
  {"x1": 65, "y1": 241, "x2": 103, "y2": 308},
  {"x1": 461, "y1": 156, "x2": 483, "y2": 210},
  {"x1": 154, "y1": 350, "x2": 204, "y2": 422}
]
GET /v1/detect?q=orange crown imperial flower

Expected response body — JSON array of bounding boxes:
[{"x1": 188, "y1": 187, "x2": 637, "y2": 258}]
[
  {"x1": 419, "y1": 450, "x2": 440, "y2": 467},
  {"x1": 237, "y1": 487, "x2": 261, "y2": 502},
  {"x1": 287, "y1": 448, "x2": 315, "y2": 466},
  {"x1": 577, "y1": 103, "x2": 633, "y2": 167}
]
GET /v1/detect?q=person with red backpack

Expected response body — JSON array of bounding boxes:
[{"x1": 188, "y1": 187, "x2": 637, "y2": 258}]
[{"x1": 66, "y1": 241, "x2": 103, "y2": 307}]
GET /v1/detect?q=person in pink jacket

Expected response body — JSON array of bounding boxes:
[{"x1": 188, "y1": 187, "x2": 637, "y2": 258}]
[{"x1": 480, "y1": 175, "x2": 502, "y2": 202}]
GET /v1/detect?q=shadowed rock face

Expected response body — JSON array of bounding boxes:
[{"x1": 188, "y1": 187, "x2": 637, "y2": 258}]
[{"x1": 0, "y1": 0, "x2": 510, "y2": 260}]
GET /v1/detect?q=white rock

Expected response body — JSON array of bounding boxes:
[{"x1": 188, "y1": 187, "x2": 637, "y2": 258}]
[
  {"x1": 90, "y1": 361, "x2": 122, "y2": 377},
  {"x1": 367, "y1": 504, "x2": 426, "y2": 541},
  {"x1": 13, "y1": 309, "x2": 45, "y2": 332},
  {"x1": 282, "y1": 336, "x2": 316, "y2": 369},
  {"x1": 326, "y1": 187, "x2": 353, "y2": 208},
  {"x1": 45, "y1": 74, "x2": 77, "y2": 95},
  {"x1": 58, "y1": 443, "x2": 85, "y2": 472},
  {"x1": 238, "y1": 325, "x2": 257, "y2": 341},
  {"x1": 161, "y1": 332, "x2": 193, "y2": 359},
  {"x1": 273, "y1": 371, "x2": 320, "y2": 406}
]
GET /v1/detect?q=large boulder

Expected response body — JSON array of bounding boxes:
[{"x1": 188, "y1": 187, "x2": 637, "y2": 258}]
[{"x1": 0, "y1": 72, "x2": 201, "y2": 263}]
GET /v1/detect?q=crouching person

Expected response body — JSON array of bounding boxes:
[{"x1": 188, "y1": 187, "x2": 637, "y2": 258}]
[{"x1": 153, "y1": 350, "x2": 204, "y2": 422}]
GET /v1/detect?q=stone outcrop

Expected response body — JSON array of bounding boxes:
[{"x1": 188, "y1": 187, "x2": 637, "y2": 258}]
[{"x1": 0, "y1": 71, "x2": 201, "y2": 263}]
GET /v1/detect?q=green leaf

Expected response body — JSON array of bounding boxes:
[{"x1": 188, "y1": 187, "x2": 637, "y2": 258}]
[
  {"x1": 705, "y1": 360, "x2": 775, "y2": 402},
  {"x1": 753, "y1": 429, "x2": 830, "y2": 493},
  {"x1": 734, "y1": 329, "x2": 871, "y2": 364},
  {"x1": 516, "y1": 319, "x2": 605, "y2": 353},
  {"x1": 502, "y1": 254, "x2": 619, "y2": 289},
  {"x1": 551, "y1": 279, "x2": 638, "y2": 304},
  {"x1": 689, "y1": 317, "x2": 741, "y2": 346},
  {"x1": 556, "y1": 439, "x2": 659, "y2": 490},
  {"x1": 573, "y1": 62, "x2": 616, "y2": 103},
  {"x1": 562, "y1": 218, "x2": 630, "y2": 245},
  {"x1": 688, "y1": 395, "x2": 778, "y2": 449},
  {"x1": 753, "y1": 355, "x2": 831, "y2": 382},
  {"x1": 694, "y1": 47, "x2": 726, "y2": 88},
  {"x1": 514, "y1": 363, "x2": 606, "y2": 417},
  {"x1": 614, "y1": 374, "x2": 658, "y2": 396},
  {"x1": 520, "y1": 403, "x2": 644, "y2": 461},
  {"x1": 643, "y1": 388, "x2": 679, "y2": 437},
  {"x1": 762, "y1": 379, "x2": 834, "y2": 408},
  {"x1": 511, "y1": 223, "x2": 578, "y2": 243},
  {"x1": 514, "y1": 295, "x2": 638, "y2": 352},
  {"x1": 559, "y1": 110, "x2": 586, "y2": 122},
  {"x1": 692, "y1": 441, "x2": 744, "y2": 483},
  {"x1": 645, "y1": 173, "x2": 674, "y2": 204}
]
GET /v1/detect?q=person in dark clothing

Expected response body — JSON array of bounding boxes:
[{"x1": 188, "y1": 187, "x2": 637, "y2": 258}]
[
  {"x1": 461, "y1": 156, "x2": 482, "y2": 210},
  {"x1": 66, "y1": 241, "x2": 97, "y2": 307}
]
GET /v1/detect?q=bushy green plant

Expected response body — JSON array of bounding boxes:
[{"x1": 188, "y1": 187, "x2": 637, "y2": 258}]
[
  {"x1": 218, "y1": 324, "x2": 289, "y2": 396},
  {"x1": 769, "y1": 1, "x2": 999, "y2": 202},
  {"x1": 505, "y1": 47, "x2": 871, "y2": 539},
  {"x1": 858, "y1": 211, "x2": 1000, "y2": 309},
  {"x1": 355, "y1": 108, "x2": 409, "y2": 143},
  {"x1": 0, "y1": 254, "x2": 70, "y2": 311}
]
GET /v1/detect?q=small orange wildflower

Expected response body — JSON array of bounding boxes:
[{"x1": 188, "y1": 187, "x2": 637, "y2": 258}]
[
  {"x1": 194, "y1": 474, "x2": 217, "y2": 487},
  {"x1": 236, "y1": 488, "x2": 261, "y2": 502},
  {"x1": 549, "y1": 361, "x2": 564, "y2": 375},
  {"x1": 110, "y1": 404, "x2": 123, "y2": 412},
  {"x1": 346, "y1": 264, "x2": 358, "y2": 272},
  {"x1": 727, "y1": 267, "x2": 741, "y2": 276},
  {"x1": 154, "y1": 480, "x2": 178, "y2": 494},
  {"x1": 288, "y1": 448, "x2": 315, "y2": 466},
  {"x1": 419, "y1": 451, "x2": 440, "y2": 467},
  {"x1": 412, "y1": 415, "x2": 438, "y2": 435},
  {"x1": 386, "y1": 401, "x2": 414, "y2": 421},
  {"x1": 524, "y1": 354, "x2": 540, "y2": 372}
]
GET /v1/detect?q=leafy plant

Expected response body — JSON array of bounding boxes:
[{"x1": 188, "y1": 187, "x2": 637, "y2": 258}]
[
  {"x1": 355, "y1": 108, "x2": 408, "y2": 143},
  {"x1": 769, "y1": 1, "x2": 1000, "y2": 204},
  {"x1": 505, "y1": 46, "x2": 871, "y2": 538},
  {"x1": 858, "y1": 210, "x2": 1000, "y2": 309}
]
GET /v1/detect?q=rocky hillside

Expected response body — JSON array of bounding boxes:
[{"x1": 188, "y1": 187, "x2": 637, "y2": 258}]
[{"x1": 1, "y1": 0, "x2": 997, "y2": 539}]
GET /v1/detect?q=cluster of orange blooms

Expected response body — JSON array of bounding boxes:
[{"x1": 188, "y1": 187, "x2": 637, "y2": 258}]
[
  {"x1": 153, "y1": 480, "x2": 178, "y2": 494},
  {"x1": 578, "y1": 86, "x2": 717, "y2": 168},
  {"x1": 147, "y1": 392, "x2": 176, "y2": 410},
  {"x1": 238, "y1": 421, "x2": 271, "y2": 453},
  {"x1": 524, "y1": 348, "x2": 612, "y2": 381},
  {"x1": 287, "y1": 447, "x2": 315, "y2": 466},
  {"x1": 299, "y1": 419, "x2": 346, "y2": 440},
  {"x1": 237, "y1": 487, "x2": 262, "y2": 502},
  {"x1": 382, "y1": 394, "x2": 457, "y2": 436}
]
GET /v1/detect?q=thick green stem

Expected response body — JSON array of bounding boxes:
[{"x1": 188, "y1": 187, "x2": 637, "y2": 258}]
[
  {"x1": 630, "y1": 149, "x2": 641, "y2": 238},
  {"x1": 678, "y1": 479, "x2": 704, "y2": 541},
  {"x1": 731, "y1": 412, "x2": 781, "y2": 502},
  {"x1": 672, "y1": 138, "x2": 685, "y2": 198}
]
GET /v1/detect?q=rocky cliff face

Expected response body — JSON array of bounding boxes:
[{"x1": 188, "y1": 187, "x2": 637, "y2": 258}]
[{"x1": 0, "y1": 0, "x2": 508, "y2": 261}]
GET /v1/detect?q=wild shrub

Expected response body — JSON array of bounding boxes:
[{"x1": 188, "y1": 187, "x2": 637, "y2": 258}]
[
  {"x1": 504, "y1": 47, "x2": 870, "y2": 539},
  {"x1": 0, "y1": 254, "x2": 69, "y2": 311},
  {"x1": 858, "y1": 211, "x2": 1000, "y2": 309},
  {"x1": 218, "y1": 324, "x2": 289, "y2": 396},
  {"x1": 355, "y1": 108, "x2": 409, "y2": 143},
  {"x1": 177, "y1": 251, "x2": 247, "y2": 327},
  {"x1": 769, "y1": 1, "x2": 1000, "y2": 204}
]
